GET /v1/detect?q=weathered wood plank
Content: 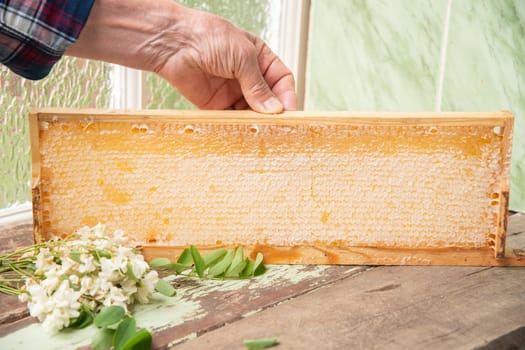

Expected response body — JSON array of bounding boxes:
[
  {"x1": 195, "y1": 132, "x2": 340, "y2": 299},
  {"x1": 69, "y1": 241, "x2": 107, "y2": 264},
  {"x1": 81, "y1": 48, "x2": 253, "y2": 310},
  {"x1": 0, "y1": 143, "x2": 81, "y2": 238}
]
[
  {"x1": 174, "y1": 265, "x2": 525, "y2": 350},
  {"x1": 173, "y1": 215, "x2": 525, "y2": 349},
  {"x1": 508, "y1": 213, "x2": 525, "y2": 236},
  {"x1": 1, "y1": 214, "x2": 523, "y2": 348},
  {"x1": 0, "y1": 222, "x2": 33, "y2": 254},
  {"x1": 0, "y1": 222, "x2": 33, "y2": 325},
  {"x1": 508, "y1": 213, "x2": 525, "y2": 259},
  {"x1": 0, "y1": 265, "x2": 367, "y2": 349},
  {"x1": 474, "y1": 326, "x2": 525, "y2": 350}
]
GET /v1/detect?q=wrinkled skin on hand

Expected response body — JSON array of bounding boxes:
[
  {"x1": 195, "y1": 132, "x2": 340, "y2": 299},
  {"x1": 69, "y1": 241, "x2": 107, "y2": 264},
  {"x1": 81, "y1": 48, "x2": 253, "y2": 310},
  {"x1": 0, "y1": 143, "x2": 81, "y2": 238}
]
[
  {"x1": 153, "y1": 10, "x2": 297, "y2": 113},
  {"x1": 67, "y1": 0, "x2": 297, "y2": 114}
]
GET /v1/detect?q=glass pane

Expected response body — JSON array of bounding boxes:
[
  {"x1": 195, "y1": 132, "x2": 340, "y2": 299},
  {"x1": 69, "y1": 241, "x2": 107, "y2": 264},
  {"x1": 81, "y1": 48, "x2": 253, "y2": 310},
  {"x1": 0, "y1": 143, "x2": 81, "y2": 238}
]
[
  {"x1": 143, "y1": 0, "x2": 278, "y2": 109},
  {"x1": 0, "y1": 58, "x2": 112, "y2": 209}
]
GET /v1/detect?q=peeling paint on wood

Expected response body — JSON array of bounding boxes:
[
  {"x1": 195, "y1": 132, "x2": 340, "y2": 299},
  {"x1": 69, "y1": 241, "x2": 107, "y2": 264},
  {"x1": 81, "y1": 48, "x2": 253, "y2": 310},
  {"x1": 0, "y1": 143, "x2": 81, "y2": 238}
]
[
  {"x1": 2, "y1": 216, "x2": 523, "y2": 349},
  {"x1": 0, "y1": 265, "x2": 365, "y2": 349}
]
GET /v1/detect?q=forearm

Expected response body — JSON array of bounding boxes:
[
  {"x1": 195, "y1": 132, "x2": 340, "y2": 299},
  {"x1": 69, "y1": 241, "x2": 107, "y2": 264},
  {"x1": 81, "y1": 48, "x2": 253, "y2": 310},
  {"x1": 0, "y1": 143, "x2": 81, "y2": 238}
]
[{"x1": 65, "y1": 0, "x2": 188, "y2": 73}]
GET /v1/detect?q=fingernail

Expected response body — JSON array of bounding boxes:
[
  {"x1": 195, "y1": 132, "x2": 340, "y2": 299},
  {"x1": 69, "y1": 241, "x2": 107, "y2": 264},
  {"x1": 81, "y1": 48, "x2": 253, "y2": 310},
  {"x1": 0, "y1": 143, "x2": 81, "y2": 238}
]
[{"x1": 263, "y1": 97, "x2": 283, "y2": 113}]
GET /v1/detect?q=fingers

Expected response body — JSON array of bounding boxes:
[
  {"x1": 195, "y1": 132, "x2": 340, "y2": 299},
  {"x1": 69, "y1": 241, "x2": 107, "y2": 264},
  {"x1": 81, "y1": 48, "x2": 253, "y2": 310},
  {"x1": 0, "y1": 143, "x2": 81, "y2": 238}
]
[
  {"x1": 266, "y1": 69, "x2": 297, "y2": 111},
  {"x1": 155, "y1": 8, "x2": 297, "y2": 114},
  {"x1": 254, "y1": 42, "x2": 297, "y2": 111},
  {"x1": 277, "y1": 86, "x2": 298, "y2": 111},
  {"x1": 235, "y1": 45, "x2": 284, "y2": 114}
]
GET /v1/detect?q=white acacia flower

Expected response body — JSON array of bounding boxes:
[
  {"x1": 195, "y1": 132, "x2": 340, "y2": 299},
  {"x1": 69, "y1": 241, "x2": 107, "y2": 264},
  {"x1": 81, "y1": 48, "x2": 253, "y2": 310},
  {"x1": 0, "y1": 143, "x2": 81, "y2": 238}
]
[
  {"x1": 112, "y1": 229, "x2": 128, "y2": 245},
  {"x1": 77, "y1": 254, "x2": 97, "y2": 274},
  {"x1": 40, "y1": 276, "x2": 60, "y2": 293},
  {"x1": 129, "y1": 255, "x2": 149, "y2": 279},
  {"x1": 18, "y1": 292, "x2": 29, "y2": 303},
  {"x1": 27, "y1": 280, "x2": 81, "y2": 333},
  {"x1": 57, "y1": 256, "x2": 77, "y2": 275},
  {"x1": 120, "y1": 279, "x2": 138, "y2": 298},
  {"x1": 99, "y1": 257, "x2": 126, "y2": 282},
  {"x1": 92, "y1": 223, "x2": 106, "y2": 238},
  {"x1": 79, "y1": 275, "x2": 93, "y2": 293},
  {"x1": 21, "y1": 224, "x2": 160, "y2": 333},
  {"x1": 135, "y1": 270, "x2": 159, "y2": 304},
  {"x1": 69, "y1": 274, "x2": 79, "y2": 285},
  {"x1": 24, "y1": 279, "x2": 46, "y2": 302},
  {"x1": 102, "y1": 286, "x2": 130, "y2": 311},
  {"x1": 35, "y1": 248, "x2": 53, "y2": 271}
]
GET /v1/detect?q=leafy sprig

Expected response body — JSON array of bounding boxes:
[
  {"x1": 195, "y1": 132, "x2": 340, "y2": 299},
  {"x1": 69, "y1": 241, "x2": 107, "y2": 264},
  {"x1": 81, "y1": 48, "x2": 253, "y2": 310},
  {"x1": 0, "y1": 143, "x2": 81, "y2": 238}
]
[
  {"x1": 244, "y1": 337, "x2": 279, "y2": 350},
  {"x1": 150, "y1": 245, "x2": 266, "y2": 279},
  {"x1": 1, "y1": 239, "x2": 268, "y2": 350},
  {"x1": 92, "y1": 305, "x2": 151, "y2": 350},
  {"x1": 0, "y1": 242, "x2": 54, "y2": 295}
]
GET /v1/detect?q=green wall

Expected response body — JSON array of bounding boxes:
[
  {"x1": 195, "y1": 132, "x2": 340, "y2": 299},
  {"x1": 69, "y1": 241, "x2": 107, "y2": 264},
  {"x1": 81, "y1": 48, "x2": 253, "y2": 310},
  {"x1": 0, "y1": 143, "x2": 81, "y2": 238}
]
[{"x1": 306, "y1": 0, "x2": 525, "y2": 212}]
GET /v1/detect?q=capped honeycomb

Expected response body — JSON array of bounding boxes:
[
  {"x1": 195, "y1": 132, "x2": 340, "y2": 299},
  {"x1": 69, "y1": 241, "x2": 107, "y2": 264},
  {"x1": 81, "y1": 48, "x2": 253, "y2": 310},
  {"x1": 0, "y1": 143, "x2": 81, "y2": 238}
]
[{"x1": 31, "y1": 110, "x2": 512, "y2": 254}]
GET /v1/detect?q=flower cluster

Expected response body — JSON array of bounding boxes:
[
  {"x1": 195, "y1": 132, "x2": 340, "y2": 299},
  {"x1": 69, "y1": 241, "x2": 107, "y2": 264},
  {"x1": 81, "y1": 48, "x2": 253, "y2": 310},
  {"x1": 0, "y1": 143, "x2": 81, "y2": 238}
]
[{"x1": 18, "y1": 224, "x2": 158, "y2": 333}]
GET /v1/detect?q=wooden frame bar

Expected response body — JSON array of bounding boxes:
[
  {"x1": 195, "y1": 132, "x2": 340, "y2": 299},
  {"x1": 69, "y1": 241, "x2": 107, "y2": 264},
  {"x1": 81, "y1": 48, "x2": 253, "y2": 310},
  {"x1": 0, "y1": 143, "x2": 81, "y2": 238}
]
[{"x1": 29, "y1": 109, "x2": 523, "y2": 266}]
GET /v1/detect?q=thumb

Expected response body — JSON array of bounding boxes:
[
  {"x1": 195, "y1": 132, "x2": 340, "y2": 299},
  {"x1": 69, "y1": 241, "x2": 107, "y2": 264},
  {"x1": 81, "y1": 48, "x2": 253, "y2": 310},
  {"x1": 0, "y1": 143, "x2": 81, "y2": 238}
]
[{"x1": 236, "y1": 55, "x2": 283, "y2": 114}]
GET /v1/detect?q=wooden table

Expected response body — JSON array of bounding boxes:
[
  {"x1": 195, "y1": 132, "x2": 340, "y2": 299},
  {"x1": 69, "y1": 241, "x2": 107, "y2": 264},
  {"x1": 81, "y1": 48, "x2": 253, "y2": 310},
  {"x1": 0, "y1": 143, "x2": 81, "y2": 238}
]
[{"x1": 1, "y1": 214, "x2": 524, "y2": 349}]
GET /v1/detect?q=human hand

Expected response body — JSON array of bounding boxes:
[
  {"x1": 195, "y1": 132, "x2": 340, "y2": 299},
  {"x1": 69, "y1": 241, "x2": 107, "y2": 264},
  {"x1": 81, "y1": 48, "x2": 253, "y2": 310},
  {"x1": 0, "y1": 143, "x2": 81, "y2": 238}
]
[
  {"x1": 152, "y1": 7, "x2": 297, "y2": 113},
  {"x1": 66, "y1": 0, "x2": 297, "y2": 113}
]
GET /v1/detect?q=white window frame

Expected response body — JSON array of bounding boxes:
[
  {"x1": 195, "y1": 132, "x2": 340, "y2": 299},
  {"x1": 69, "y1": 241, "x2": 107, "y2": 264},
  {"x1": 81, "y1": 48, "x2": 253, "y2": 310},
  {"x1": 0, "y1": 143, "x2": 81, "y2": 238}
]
[
  {"x1": 110, "y1": 65, "x2": 143, "y2": 110},
  {"x1": 0, "y1": 0, "x2": 311, "y2": 225},
  {"x1": 277, "y1": 0, "x2": 310, "y2": 109}
]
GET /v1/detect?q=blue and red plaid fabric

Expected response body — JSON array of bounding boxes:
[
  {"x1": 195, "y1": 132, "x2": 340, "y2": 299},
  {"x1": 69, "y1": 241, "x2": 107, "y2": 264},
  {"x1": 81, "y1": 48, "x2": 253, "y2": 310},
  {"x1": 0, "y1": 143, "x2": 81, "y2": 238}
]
[{"x1": 0, "y1": 0, "x2": 94, "y2": 80}]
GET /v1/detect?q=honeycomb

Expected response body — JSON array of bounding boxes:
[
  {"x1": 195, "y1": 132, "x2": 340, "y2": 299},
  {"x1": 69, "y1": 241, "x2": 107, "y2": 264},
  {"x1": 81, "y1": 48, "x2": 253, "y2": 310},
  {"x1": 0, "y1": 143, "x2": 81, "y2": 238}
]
[{"x1": 33, "y1": 112, "x2": 511, "y2": 250}]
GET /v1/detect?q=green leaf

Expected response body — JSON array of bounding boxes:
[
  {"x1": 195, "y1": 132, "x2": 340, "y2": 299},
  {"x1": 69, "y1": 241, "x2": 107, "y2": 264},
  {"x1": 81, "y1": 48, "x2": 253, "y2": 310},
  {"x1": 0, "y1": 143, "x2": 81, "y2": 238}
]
[
  {"x1": 95, "y1": 305, "x2": 126, "y2": 328},
  {"x1": 149, "y1": 257, "x2": 171, "y2": 268},
  {"x1": 243, "y1": 337, "x2": 278, "y2": 350},
  {"x1": 164, "y1": 263, "x2": 189, "y2": 273},
  {"x1": 254, "y1": 263, "x2": 266, "y2": 277},
  {"x1": 240, "y1": 258, "x2": 254, "y2": 277},
  {"x1": 67, "y1": 312, "x2": 91, "y2": 329},
  {"x1": 69, "y1": 251, "x2": 83, "y2": 264},
  {"x1": 99, "y1": 250, "x2": 112, "y2": 258},
  {"x1": 125, "y1": 262, "x2": 138, "y2": 281},
  {"x1": 208, "y1": 249, "x2": 235, "y2": 277},
  {"x1": 150, "y1": 257, "x2": 188, "y2": 273},
  {"x1": 253, "y1": 253, "x2": 266, "y2": 277},
  {"x1": 113, "y1": 317, "x2": 136, "y2": 350},
  {"x1": 155, "y1": 279, "x2": 176, "y2": 297},
  {"x1": 68, "y1": 304, "x2": 94, "y2": 329},
  {"x1": 176, "y1": 248, "x2": 192, "y2": 266},
  {"x1": 92, "y1": 329, "x2": 115, "y2": 350},
  {"x1": 202, "y1": 248, "x2": 227, "y2": 268},
  {"x1": 119, "y1": 328, "x2": 152, "y2": 350},
  {"x1": 225, "y1": 247, "x2": 245, "y2": 277},
  {"x1": 190, "y1": 245, "x2": 205, "y2": 277},
  {"x1": 253, "y1": 252, "x2": 264, "y2": 271},
  {"x1": 91, "y1": 249, "x2": 112, "y2": 262},
  {"x1": 96, "y1": 249, "x2": 112, "y2": 259}
]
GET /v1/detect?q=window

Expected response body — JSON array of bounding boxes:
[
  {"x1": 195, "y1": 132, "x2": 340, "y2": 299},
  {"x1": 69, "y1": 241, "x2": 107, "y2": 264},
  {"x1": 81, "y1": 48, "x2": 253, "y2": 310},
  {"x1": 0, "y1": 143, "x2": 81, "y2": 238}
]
[{"x1": 1, "y1": 59, "x2": 112, "y2": 210}]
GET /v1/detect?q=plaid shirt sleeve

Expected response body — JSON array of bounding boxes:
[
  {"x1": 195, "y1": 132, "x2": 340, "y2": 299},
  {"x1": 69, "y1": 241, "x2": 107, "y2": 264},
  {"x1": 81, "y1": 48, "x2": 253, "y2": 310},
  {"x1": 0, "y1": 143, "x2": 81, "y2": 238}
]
[{"x1": 0, "y1": 0, "x2": 95, "y2": 80}]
